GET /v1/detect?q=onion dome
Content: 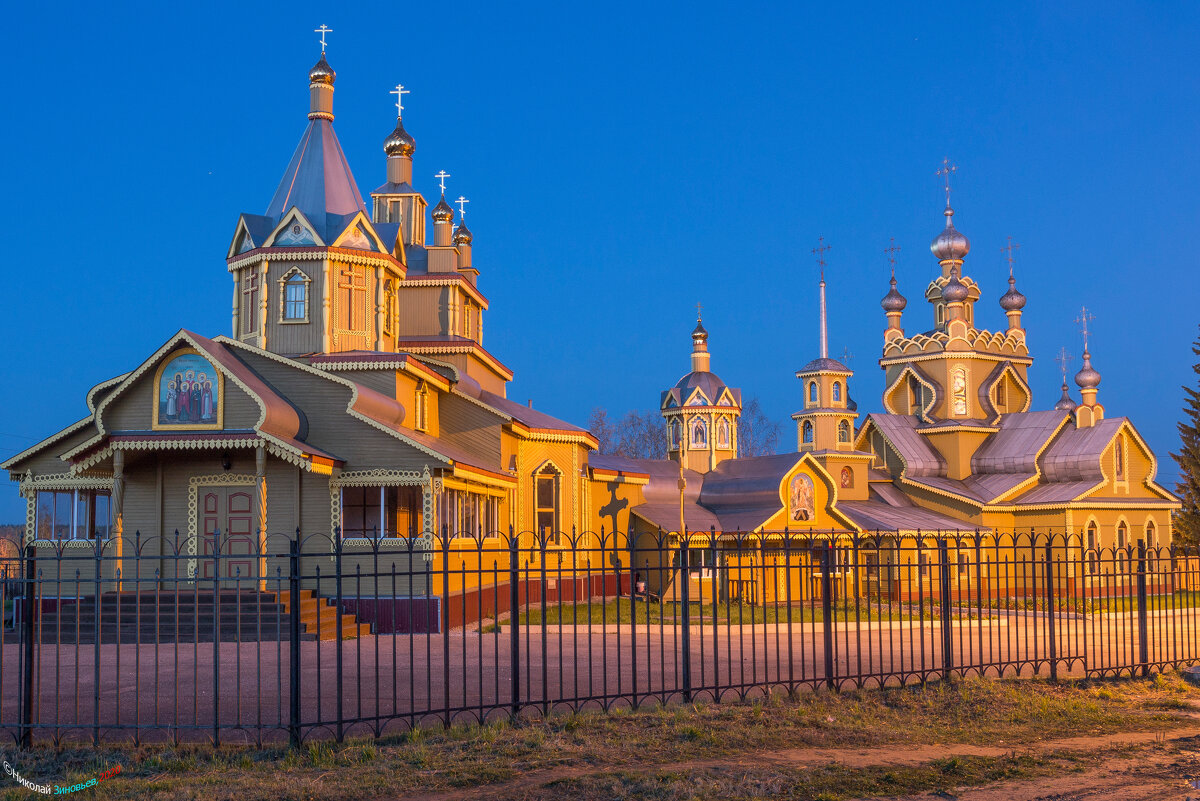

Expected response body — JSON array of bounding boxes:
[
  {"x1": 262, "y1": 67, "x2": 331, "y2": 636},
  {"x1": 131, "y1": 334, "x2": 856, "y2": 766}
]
[
  {"x1": 999, "y1": 273, "x2": 1027, "y2": 311},
  {"x1": 942, "y1": 266, "x2": 969, "y2": 303},
  {"x1": 453, "y1": 221, "x2": 473, "y2": 246},
  {"x1": 1074, "y1": 350, "x2": 1101, "y2": 389},
  {"x1": 881, "y1": 274, "x2": 907, "y2": 312},
  {"x1": 432, "y1": 195, "x2": 454, "y2": 223},
  {"x1": 1054, "y1": 381, "x2": 1078, "y2": 412},
  {"x1": 309, "y1": 55, "x2": 336, "y2": 85},
  {"x1": 692, "y1": 319, "x2": 708, "y2": 345},
  {"x1": 383, "y1": 118, "x2": 416, "y2": 157},
  {"x1": 930, "y1": 206, "x2": 970, "y2": 261}
]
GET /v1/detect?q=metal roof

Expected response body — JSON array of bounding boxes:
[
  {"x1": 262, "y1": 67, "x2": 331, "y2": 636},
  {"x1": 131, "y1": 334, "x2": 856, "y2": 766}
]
[{"x1": 265, "y1": 118, "x2": 366, "y2": 226}]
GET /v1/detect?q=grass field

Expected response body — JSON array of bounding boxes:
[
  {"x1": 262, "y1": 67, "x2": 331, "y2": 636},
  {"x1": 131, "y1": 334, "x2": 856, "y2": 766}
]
[{"x1": 3, "y1": 672, "x2": 1199, "y2": 800}]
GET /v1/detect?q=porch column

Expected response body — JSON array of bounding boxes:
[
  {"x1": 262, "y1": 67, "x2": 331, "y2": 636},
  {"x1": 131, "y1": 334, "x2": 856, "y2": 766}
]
[
  {"x1": 255, "y1": 445, "x2": 267, "y2": 590},
  {"x1": 421, "y1": 466, "x2": 435, "y2": 563},
  {"x1": 112, "y1": 449, "x2": 125, "y2": 590}
]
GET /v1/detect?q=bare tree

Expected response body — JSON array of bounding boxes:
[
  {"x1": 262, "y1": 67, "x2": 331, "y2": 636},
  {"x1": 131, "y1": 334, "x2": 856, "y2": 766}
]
[
  {"x1": 737, "y1": 398, "x2": 781, "y2": 457},
  {"x1": 588, "y1": 407, "x2": 617, "y2": 454}
]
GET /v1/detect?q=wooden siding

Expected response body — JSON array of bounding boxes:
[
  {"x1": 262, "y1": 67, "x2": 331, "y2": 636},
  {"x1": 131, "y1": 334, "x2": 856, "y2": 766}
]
[
  {"x1": 263, "y1": 259, "x2": 325, "y2": 355},
  {"x1": 8, "y1": 424, "x2": 98, "y2": 476},
  {"x1": 103, "y1": 367, "x2": 260, "y2": 433},
  {"x1": 439, "y1": 394, "x2": 503, "y2": 470}
]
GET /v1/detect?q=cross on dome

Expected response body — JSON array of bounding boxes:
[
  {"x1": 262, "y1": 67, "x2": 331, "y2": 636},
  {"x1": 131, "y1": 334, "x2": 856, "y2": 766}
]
[
  {"x1": 455, "y1": 195, "x2": 469, "y2": 221},
  {"x1": 314, "y1": 24, "x2": 332, "y2": 52},
  {"x1": 1055, "y1": 347, "x2": 1074, "y2": 381},
  {"x1": 695, "y1": 302, "x2": 703, "y2": 321},
  {"x1": 391, "y1": 84, "x2": 410, "y2": 116},
  {"x1": 1076, "y1": 306, "x2": 1096, "y2": 349},
  {"x1": 884, "y1": 238, "x2": 901, "y2": 277},
  {"x1": 812, "y1": 237, "x2": 830, "y2": 282},
  {"x1": 1002, "y1": 236, "x2": 1021, "y2": 276},
  {"x1": 936, "y1": 158, "x2": 957, "y2": 207},
  {"x1": 435, "y1": 170, "x2": 450, "y2": 194}
]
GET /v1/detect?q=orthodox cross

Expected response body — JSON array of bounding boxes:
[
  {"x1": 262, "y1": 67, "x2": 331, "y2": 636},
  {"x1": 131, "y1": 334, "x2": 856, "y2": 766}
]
[
  {"x1": 936, "y1": 158, "x2": 957, "y2": 206},
  {"x1": 1002, "y1": 236, "x2": 1020, "y2": 276},
  {"x1": 1055, "y1": 347, "x2": 1073, "y2": 382},
  {"x1": 695, "y1": 302, "x2": 703, "y2": 321},
  {"x1": 1075, "y1": 305, "x2": 1096, "y2": 350},
  {"x1": 455, "y1": 195, "x2": 469, "y2": 221},
  {"x1": 812, "y1": 237, "x2": 830, "y2": 281},
  {"x1": 314, "y1": 24, "x2": 332, "y2": 52},
  {"x1": 884, "y1": 238, "x2": 901, "y2": 278},
  {"x1": 842, "y1": 346, "x2": 854, "y2": 364},
  {"x1": 434, "y1": 170, "x2": 450, "y2": 194},
  {"x1": 391, "y1": 84, "x2": 410, "y2": 116}
]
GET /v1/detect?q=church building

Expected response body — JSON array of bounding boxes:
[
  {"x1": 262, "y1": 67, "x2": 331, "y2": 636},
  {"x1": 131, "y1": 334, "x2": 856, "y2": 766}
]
[{"x1": 3, "y1": 45, "x2": 1180, "y2": 621}]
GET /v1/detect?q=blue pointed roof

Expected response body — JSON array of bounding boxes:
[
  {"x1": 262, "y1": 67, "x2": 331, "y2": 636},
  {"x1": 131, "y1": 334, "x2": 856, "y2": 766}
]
[{"x1": 265, "y1": 118, "x2": 366, "y2": 226}]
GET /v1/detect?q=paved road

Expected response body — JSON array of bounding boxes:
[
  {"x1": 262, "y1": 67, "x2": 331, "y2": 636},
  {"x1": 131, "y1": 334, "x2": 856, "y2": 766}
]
[{"x1": 0, "y1": 612, "x2": 1196, "y2": 744}]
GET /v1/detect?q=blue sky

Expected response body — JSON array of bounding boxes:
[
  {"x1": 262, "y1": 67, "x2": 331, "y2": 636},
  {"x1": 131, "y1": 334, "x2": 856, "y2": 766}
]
[{"x1": 2, "y1": 2, "x2": 1198, "y2": 522}]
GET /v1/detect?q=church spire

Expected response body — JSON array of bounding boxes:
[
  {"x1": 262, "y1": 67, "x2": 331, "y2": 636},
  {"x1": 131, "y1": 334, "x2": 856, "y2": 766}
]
[
  {"x1": 691, "y1": 306, "x2": 710, "y2": 372},
  {"x1": 881, "y1": 239, "x2": 906, "y2": 337},
  {"x1": 813, "y1": 237, "x2": 831, "y2": 358},
  {"x1": 308, "y1": 28, "x2": 336, "y2": 122},
  {"x1": 1073, "y1": 307, "x2": 1104, "y2": 427}
]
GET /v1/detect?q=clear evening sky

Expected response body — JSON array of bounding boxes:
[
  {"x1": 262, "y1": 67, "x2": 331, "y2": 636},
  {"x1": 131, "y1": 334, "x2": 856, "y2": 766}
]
[{"x1": 2, "y1": 2, "x2": 1197, "y2": 523}]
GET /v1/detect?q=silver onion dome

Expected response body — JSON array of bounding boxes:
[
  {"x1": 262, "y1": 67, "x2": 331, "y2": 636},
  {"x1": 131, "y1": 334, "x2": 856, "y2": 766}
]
[
  {"x1": 692, "y1": 319, "x2": 708, "y2": 344},
  {"x1": 999, "y1": 274, "x2": 1027, "y2": 311},
  {"x1": 881, "y1": 275, "x2": 907, "y2": 312},
  {"x1": 453, "y1": 221, "x2": 473, "y2": 245},
  {"x1": 432, "y1": 196, "x2": 454, "y2": 222},
  {"x1": 942, "y1": 266, "x2": 969, "y2": 303},
  {"x1": 1074, "y1": 350, "x2": 1101, "y2": 389},
  {"x1": 931, "y1": 206, "x2": 970, "y2": 261},
  {"x1": 309, "y1": 55, "x2": 336, "y2": 85},
  {"x1": 1054, "y1": 382, "x2": 1078, "y2": 412},
  {"x1": 383, "y1": 118, "x2": 416, "y2": 157}
]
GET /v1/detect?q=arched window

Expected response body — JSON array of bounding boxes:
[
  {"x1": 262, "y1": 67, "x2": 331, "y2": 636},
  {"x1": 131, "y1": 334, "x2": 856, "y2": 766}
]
[
  {"x1": 802, "y1": 421, "x2": 814, "y2": 444},
  {"x1": 840, "y1": 466, "x2": 853, "y2": 489},
  {"x1": 690, "y1": 417, "x2": 708, "y2": 448},
  {"x1": 808, "y1": 381, "x2": 818, "y2": 404},
  {"x1": 415, "y1": 380, "x2": 429, "y2": 432},
  {"x1": 995, "y1": 381, "x2": 1007, "y2": 409},
  {"x1": 837, "y1": 420, "x2": 851, "y2": 443},
  {"x1": 283, "y1": 274, "x2": 307, "y2": 320},
  {"x1": 937, "y1": 304, "x2": 945, "y2": 325},
  {"x1": 1086, "y1": 521, "x2": 1099, "y2": 573},
  {"x1": 1115, "y1": 436, "x2": 1126, "y2": 480},
  {"x1": 832, "y1": 382, "x2": 842, "y2": 403},
  {"x1": 717, "y1": 418, "x2": 731, "y2": 449},
  {"x1": 1117, "y1": 521, "x2": 1129, "y2": 572},
  {"x1": 1146, "y1": 520, "x2": 1157, "y2": 549},
  {"x1": 534, "y1": 463, "x2": 560, "y2": 542},
  {"x1": 383, "y1": 279, "x2": 397, "y2": 335}
]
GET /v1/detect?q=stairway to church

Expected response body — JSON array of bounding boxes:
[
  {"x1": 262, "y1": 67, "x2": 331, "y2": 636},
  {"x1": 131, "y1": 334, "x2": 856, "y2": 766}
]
[{"x1": 28, "y1": 589, "x2": 371, "y2": 643}]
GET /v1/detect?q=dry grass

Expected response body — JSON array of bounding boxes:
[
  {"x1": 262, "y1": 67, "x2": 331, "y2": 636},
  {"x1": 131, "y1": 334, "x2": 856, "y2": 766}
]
[{"x1": 0, "y1": 672, "x2": 1197, "y2": 800}]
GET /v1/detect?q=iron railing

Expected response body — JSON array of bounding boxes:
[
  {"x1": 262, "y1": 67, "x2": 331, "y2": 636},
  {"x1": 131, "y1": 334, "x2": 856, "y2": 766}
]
[{"x1": 0, "y1": 528, "x2": 1197, "y2": 746}]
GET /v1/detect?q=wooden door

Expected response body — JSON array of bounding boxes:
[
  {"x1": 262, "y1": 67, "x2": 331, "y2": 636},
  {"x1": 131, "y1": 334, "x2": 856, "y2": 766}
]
[{"x1": 201, "y1": 487, "x2": 256, "y2": 580}]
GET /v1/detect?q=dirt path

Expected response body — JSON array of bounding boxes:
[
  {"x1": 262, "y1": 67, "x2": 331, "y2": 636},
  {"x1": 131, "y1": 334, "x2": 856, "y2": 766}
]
[{"x1": 395, "y1": 727, "x2": 1200, "y2": 801}]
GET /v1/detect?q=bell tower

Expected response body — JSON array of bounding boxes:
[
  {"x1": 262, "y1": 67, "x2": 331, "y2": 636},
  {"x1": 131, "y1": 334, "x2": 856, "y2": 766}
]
[{"x1": 661, "y1": 312, "x2": 742, "y2": 473}]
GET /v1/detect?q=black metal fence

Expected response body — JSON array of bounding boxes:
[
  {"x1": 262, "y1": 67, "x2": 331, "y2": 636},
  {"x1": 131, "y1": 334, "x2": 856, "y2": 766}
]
[{"x1": 1, "y1": 528, "x2": 1198, "y2": 746}]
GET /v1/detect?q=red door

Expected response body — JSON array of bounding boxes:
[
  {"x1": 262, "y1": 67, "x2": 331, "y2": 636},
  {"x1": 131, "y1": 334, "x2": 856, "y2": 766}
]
[{"x1": 201, "y1": 488, "x2": 256, "y2": 579}]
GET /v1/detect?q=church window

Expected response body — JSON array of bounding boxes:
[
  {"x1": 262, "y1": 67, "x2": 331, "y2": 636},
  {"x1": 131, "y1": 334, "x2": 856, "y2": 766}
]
[
  {"x1": 388, "y1": 200, "x2": 402, "y2": 224},
  {"x1": 241, "y1": 270, "x2": 259, "y2": 335},
  {"x1": 802, "y1": 421, "x2": 814, "y2": 445},
  {"x1": 832, "y1": 382, "x2": 842, "y2": 403},
  {"x1": 670, "y1": 419, "x2": 681, "y2": 449},
  {"x1": 995, "y1": 381, "x2": 1006, "y2": 410},
  {"x1": 690, "y1": 417, "x2": 708, "y2": 448},
  {"x1": 283, "y1": 274, "x2": 307, "y2": 320},
  {"x1": 1086, "y1": 522, "x2": 1099, "y2": 574},
  {"x1": 1146, "y1": 520, "x2": 1158, "y2": 549},
  {"x1": 837, "y1": 420, "x2": 851, "y2": 443},
  {"x1": 1115, "y1": 436, "x2": 1125, "y2": 480},
  {"x1": 966, "y1": 304, "x2": 973, "y2": 325},
  {"x1": 840, "y1": 467, "x2": 853, "y2": 488},
  {"x1": 383, "y1": 279, "x2": 397, "y2": 336},
  {"x1": 534, "y1": 464, "x2": 561, "y2": 543},
  {"x1": 336, "y1": 265, "x2": 369, "y2": 331},
  {"x1": 951, "y1": 368, "x2": 968, "y2": 416},
  {"x1": 808, "y1": 382, "x2": 818, "y2": 405},
  {"x1": 1117, "y1": 521, "x2": 1129, "y2": 572},
  {"x1": 936, "y1": 304, "x2": 944, "y2": 326},
  {"x1": 717, "y1": 418, "x2": 731, "y2": 449},
  {"x1": 415, "y1": 380, "x2": 429, "y2": 432},
  {"x1": 35, "y1": 489, "x2": 110, "y2": 540}
]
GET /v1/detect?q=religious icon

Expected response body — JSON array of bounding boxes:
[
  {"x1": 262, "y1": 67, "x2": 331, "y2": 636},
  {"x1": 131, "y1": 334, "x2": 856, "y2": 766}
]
[
  {"x1": 789, "y1": 473, "x2": 815, "y2": 522},
  {"x1": 158, "y1": 352, "x2": 220, "y2": 428},
  {"x1": 840, "y1": 467, "x2": 853, "y2": 489},
  {"x1": 690, "y1": 418, "x2": 708, "y2": 448},
  {"x1": 951, "y1": 368, "x2": 968, "y2": 416}
]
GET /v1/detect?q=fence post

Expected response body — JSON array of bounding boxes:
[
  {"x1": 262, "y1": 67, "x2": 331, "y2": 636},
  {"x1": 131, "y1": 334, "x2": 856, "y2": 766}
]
[
  {"x1": 334, "y1": 532, "x2": 345, "y2": 741},
  {"x1": 937, "y1": 538, "x2": 953, "y2": 681},
  {"x1": 1044, "y1": 537, "x2": 1058, "y2": 682},
  {"x1": 20, "y1": 543, "x2": 35, "y2": 748},
  {"x1": 820, "y1": 543, "x2": 834, "y2": 689},
  {"x1": 679, "y1": 539, "x2": 692, "y2": 702},
  {"x1": 1137, "y1": 538, "x2": 1149, "y2": 676},
  {"x1": 509, "y1": 527, "x2": 520, "y2": 721},
  {"x1": 93, "y1": 540, "x2": 101, "y2": 747},
  {"x1": 289, "y1": 539, "x2": 301, "y2": 747}
]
